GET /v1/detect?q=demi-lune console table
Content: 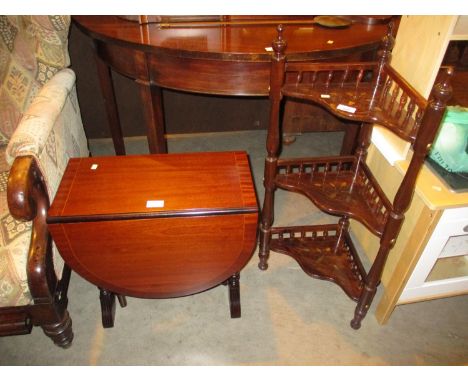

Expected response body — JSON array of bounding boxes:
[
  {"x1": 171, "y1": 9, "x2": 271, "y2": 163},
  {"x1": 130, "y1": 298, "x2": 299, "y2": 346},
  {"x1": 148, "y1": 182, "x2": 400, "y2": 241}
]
[{"x1": 73, "y1": 15, "x2": 392, "y2": 155}]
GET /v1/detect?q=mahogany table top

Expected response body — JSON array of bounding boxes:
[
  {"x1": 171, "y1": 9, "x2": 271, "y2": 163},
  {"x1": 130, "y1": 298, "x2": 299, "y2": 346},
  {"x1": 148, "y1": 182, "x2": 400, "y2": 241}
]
[
  {"x1": 48, "y1": 151, "x2": 258, "y2": 222},
  {"x1": 73, "y1": 15, "x2": 391, "y2": 62}
]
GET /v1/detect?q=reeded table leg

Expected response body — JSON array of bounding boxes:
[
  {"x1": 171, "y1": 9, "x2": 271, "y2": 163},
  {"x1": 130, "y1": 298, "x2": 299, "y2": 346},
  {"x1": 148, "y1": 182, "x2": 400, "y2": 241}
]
[
  {"x1": 227, "y1": 273, "x2": 241, "y2": 318},
  {"x1": 99, "y1": 289, "x2": 127, "y2": 328},
  {"x1": 99, "y1": 288, "x2": 116, "y2": 328}
]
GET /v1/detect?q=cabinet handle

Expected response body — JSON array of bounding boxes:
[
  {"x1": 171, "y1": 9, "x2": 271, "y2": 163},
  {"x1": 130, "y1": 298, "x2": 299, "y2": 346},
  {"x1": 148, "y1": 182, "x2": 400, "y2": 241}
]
[{"x1": 464, "y1": 225, "x2": 468, "y2": 233}]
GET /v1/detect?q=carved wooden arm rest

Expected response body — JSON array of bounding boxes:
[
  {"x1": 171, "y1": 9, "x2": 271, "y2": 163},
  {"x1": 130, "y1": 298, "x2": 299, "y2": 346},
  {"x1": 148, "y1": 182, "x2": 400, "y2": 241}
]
[
  {"x1": 4, "y1": 69, "x2": 87, "y2": 311},
  {"x1": 7, "y1": 155, "x2": 58, "y2": 303}
]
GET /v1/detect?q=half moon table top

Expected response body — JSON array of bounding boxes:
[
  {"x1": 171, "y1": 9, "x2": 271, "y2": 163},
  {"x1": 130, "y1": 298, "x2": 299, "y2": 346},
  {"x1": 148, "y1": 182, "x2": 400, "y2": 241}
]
[{"x1": 73, "y1": 15, "x2": 391, "y2": 63}]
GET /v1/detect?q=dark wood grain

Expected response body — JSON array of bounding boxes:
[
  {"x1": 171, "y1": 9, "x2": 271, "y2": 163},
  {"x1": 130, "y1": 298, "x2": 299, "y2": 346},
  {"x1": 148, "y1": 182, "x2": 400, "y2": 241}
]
[
  {"x1": 258, "y1": 25, "x2": 454, "y2": 329},
  {"x1": 274, "y1": 155, "x2": 392, "y2": 236},
  {"x1": 99, "y1": 289, "x2": 117, "y2": 328},
  {"x1": 94, "y1": 52, "x2": 126, "y2": 155},
  {"x1": 270, "y1": 224, "x2": 366, "y2": 301},
  {"x1": 49, "y1": 214, "x2": 258, "y2": 298},
  {"x1": 48, "y1": 152, "x2": 258, "y2": 309},
  {"x1": 227, "y1": 273, "x2": 241, "y2": 318},
  {"x1": 48, "y1": 152, "x2": 257, "y2": 219},
  {"x1": 73, "y1": 16, "x2": 390, "y2": 66},
  {"x1": 72, "y1": 16, "x2": 394, "y2": 153},
  {"x1": 73, "y1": 15, "x2": 392, "y2": 95},
  {"x1": 1, "y1": 156, "x2": 73, "y2": 347},
  {"x1": 281, "y1": 61, "x2": 428, "y2": 143},
  {"x1": 0, "y1": 308, "x2": 32, "y2": 336}
]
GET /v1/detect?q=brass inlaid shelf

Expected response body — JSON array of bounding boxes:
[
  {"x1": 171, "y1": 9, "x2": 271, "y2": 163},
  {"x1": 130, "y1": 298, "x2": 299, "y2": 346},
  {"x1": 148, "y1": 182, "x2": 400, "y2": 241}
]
[
  {"x1": 270, "y1": 224, "x2": 366, "y2": 301},
  {"x1": 258, "y1": 24, "x2": 454, "y2": 329},
  {"x1": 275, "y1": 156, "x2": 391, "y2": 237},
  {"x1": 282, "y1": 63, "x2": 427, "y2": 143}
]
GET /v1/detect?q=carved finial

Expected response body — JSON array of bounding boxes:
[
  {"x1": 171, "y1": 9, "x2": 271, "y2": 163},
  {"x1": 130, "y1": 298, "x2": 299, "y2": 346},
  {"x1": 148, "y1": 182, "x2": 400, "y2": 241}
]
[
  {"x1": 379, "y1": 21, "x2": 395, "y2": 64},
  {"x1": 272, "y1": 24, "x2": 287, "y2": 59},
  {"x1": 445, "y1": 66, "x2": 455, "y2": 79},
  {"x1": 277, "y1": 23, "x2": 284, "y2": 38},
  {"x1": 433, "y1": 66, "x2": 454, "y2": 107}
]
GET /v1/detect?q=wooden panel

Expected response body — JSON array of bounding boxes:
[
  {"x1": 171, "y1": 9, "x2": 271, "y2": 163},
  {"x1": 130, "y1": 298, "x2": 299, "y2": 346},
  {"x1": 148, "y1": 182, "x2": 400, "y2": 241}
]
[
  {"x1": 48, "y1": 152, "x2": 257, "y2": 220},
  {"x1": 370, "y1": 16, "x2": 458, "y2": 164},
  {"x1": 0, "y1": 307, "x2": 32, "y2": 336},
  {"x1": 148, "y1": 52, "x2": 270, "y2": 96},
  {"x1": 70, "y1": 15, "x2": 393, "y2": 143},
  {"x1": 96, "y1": 42, "x2": 149, "y2": 82},
  {"x1": 73, "y1": 16, "x2": 389, "y2": 61},
  {"x1": 49, "y1": 213, "x2": 258, "y2": 298},
  {"x1": 375, "y1": 206, "x2": 442, "y2": 323},
  {"x1": 397, "y1": 159, "x2": 468, "y2": 210},
  {"x1": 48, "y1": 151, "x2": 259, "y2": 301},
  {"x1": 391, "y1": 16, "x2": 457, "y2": 98}
]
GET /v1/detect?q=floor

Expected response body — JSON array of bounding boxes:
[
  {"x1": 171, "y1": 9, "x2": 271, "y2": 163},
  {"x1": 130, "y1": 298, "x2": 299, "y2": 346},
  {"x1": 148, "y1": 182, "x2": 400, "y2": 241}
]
[{"x1": 1, "y1": 130, "x2": 467, "y2": 366}]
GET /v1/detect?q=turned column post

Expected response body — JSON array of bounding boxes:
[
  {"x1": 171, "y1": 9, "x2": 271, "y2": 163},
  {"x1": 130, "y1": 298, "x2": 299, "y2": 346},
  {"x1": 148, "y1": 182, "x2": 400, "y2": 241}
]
[
  {"x1": 351, "y1": 66, "x2": 454, "y2": 329},
  {"x1": 353, "y1": 24, "x2": 394, "y2": 179},
  {"x1": 258, "y1": 25, "x2": 287, "y2": 270}
]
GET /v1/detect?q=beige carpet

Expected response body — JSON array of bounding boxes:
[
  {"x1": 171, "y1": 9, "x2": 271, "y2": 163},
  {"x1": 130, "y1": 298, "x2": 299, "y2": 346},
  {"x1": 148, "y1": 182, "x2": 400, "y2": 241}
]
[{"x1": 1, "y1": 131, "x2": 467, "y2": 365}]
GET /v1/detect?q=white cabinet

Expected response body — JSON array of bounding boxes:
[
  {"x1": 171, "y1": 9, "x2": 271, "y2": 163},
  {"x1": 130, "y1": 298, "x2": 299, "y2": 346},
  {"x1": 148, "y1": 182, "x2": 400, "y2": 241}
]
[{"x1": 399, "y1": 207, "x2": 468, "y2": 302}]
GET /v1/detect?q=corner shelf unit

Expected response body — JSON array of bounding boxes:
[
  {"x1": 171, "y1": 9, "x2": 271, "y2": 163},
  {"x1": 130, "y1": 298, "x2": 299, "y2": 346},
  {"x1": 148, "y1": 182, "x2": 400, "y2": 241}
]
[{"x1": 258, "y1": 25, "x2": 454, "y2": 329}]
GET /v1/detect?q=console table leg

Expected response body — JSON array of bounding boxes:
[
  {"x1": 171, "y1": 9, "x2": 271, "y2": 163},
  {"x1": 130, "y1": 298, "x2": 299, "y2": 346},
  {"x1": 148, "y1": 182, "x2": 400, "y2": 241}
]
[
  {"x1": 227, "y1": 273, "x2": 241, "y2": 318},
  {"x1": 93, "y1": 53, "x2": 126, "y2": 155},
  {"x1": 137, "y1": 83, "x2": 167, "y2": 154},
  {"x1": 99, "y1": 288, "x2": 116, "y2": 328}
]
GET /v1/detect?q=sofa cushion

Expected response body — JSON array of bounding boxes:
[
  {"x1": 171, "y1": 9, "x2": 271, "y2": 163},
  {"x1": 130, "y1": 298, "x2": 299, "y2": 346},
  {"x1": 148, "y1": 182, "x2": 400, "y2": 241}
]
[
  {"x1": 0, "y1": 145, "x2": 32, "y2": 307},
  {"x1": 1, "y1": 69, "x2": 89, "y2": 308},
  {"x1": 0, "y1": 16, "x2": 71, "y2": 143}
]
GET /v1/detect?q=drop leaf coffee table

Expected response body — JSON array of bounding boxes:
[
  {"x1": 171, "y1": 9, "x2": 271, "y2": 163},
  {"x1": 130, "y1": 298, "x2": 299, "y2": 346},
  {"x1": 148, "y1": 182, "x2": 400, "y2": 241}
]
[{"x1": 47, "y1": 151, "x2": 258, "y2": 327}]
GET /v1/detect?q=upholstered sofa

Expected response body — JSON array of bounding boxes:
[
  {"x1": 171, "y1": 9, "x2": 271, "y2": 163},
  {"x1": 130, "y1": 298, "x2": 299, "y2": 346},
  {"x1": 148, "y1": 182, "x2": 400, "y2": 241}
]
[{"x1": 0, "y1": 16, "x2": 88, "y2": 347}]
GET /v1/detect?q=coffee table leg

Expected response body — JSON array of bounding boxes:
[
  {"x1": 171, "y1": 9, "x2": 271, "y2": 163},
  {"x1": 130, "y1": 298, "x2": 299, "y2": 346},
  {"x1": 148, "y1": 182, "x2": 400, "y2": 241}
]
[
  {"x1": 227, "y1": 273, "x2": 241, "y2": 318},
  {"x1": 117, "y1": 294, "x2": 127, "y2": 307},
  {"x1": 99, "y1": 289, "x2": 127, "y2": 328},
  {"x1": 99, "y1": 288, "x2": 116, "y2": 328}
]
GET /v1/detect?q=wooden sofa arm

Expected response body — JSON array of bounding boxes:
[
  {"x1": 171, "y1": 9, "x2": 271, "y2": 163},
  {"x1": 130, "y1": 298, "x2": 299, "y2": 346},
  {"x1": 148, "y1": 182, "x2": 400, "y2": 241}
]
[
  {"x1": 7, "y1": 155, "x2": 64, "y2": 304},
  {"x1": 7, "y1": 156, "x2": 43, "y2": 221}
]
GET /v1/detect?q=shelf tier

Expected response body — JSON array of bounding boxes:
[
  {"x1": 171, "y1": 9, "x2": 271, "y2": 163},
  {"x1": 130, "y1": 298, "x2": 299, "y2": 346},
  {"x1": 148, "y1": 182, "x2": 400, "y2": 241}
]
[
  {"x1": 281, "y1": 64, "x2": 427, "y2": 144},
  {"x1": 270, "y1": 224, "x2": 366, "y2": 301},
  {"x1": 275, "y1": 156, "x2": 391, "y2": 237}
]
